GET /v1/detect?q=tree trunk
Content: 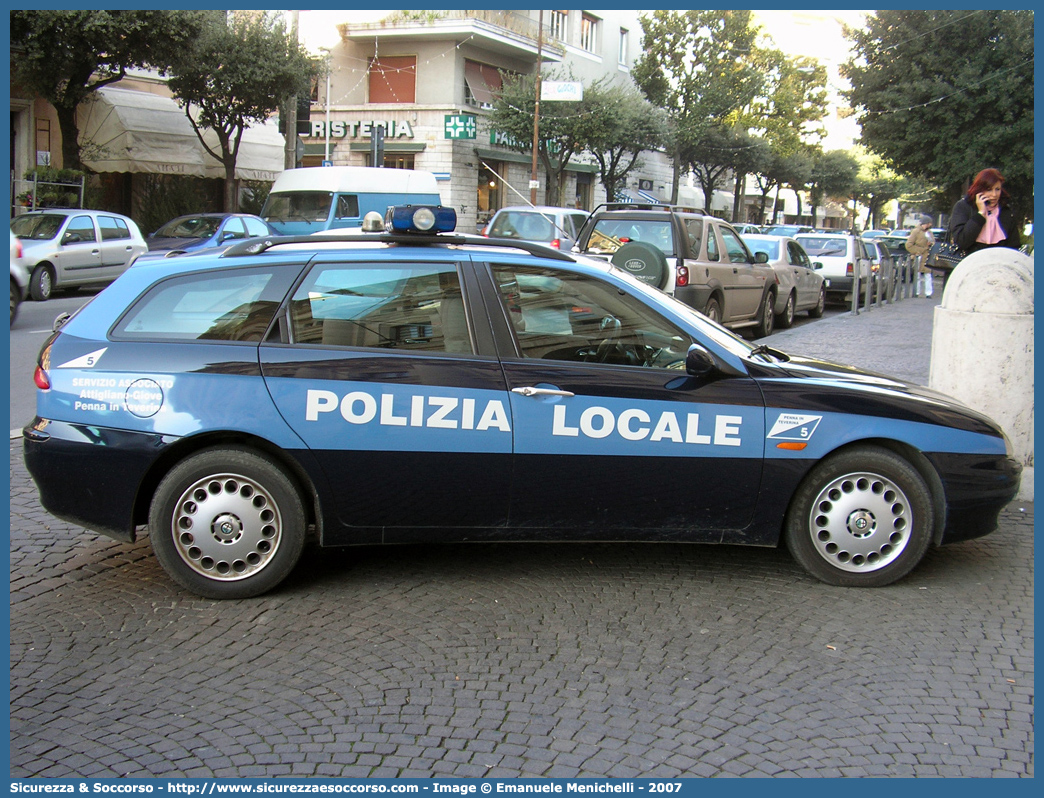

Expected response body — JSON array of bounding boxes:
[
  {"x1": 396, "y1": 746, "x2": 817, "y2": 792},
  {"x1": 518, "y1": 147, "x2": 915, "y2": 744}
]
[
  {"x1": 732, "y1": 172, "x2": 745, "y2": 222},
  {"x1": 55, "y1": 103, "x2": 84, "y2": 172},
  {"x1": 224, "y1": 160, "x2": 238, "y2": 212}
]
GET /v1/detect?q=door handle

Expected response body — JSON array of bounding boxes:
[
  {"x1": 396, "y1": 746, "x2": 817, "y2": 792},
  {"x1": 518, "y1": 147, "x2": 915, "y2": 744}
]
[{"x1": 511, "y1": 386, "x2": 575, "y2": 398}]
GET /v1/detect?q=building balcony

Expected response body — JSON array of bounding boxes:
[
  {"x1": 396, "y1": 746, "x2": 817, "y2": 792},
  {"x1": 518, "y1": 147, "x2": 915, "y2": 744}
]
[{"x1": 338, "y1": 10, "x2": 565, "y2": 62}]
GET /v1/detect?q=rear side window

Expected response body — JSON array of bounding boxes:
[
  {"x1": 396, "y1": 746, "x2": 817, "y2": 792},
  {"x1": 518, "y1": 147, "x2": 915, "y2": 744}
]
[
  {"x1": 288, "y1": 262, "x2": 473, "y2": 355},
  {"x1": 98, "y1": 216, "x2": 131, "y2": 241},
  {"x1": 114, "y1": 267, "x2": 295, "y2": 342}
]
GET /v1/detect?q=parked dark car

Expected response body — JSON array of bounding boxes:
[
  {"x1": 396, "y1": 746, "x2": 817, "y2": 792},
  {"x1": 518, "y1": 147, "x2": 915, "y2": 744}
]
[{"x1": 147, "y1": 213, "x2": 275, "y2": 255}]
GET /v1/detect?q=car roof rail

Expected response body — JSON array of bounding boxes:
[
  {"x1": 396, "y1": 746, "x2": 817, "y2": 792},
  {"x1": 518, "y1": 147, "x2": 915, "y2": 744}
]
[
  {"x1": 594, "y1": 202, "x2": 704, "y2": 215},
  {"x1": 220, "y1": 232, "x2": 577, "y2": 262}
]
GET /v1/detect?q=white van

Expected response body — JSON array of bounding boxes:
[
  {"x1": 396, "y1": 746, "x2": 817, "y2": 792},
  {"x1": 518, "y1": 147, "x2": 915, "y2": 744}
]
[{"x1": 261, "y1": 167, "x2": 441, "y2": 235}]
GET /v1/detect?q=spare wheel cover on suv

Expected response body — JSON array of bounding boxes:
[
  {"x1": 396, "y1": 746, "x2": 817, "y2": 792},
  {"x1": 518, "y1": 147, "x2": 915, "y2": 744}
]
[{"x1": 611, "y1": 241, "x2": 670, "y2": 290}]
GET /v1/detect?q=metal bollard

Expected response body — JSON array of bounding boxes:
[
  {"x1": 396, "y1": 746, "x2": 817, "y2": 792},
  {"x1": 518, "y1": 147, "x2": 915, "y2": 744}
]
[{"x1": 850, "y1": 265, "x2": 860, "y2": 315}]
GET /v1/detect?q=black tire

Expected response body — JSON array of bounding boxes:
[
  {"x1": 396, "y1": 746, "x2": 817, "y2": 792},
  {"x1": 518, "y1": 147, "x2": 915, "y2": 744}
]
[
  {"x1": 784, "y1": 446, "x2": 935, "y2": 587},
  {"x1": 752, "y1": 290, "x2": 775, "y2": 338},
  {"x1": 611, "y1": 241, "x2": 669, "y2": 290},
  {"x1": 10, "y1": 280, "x2": 21, "y2": 324},
  {"x1": 701, "y1": 296, "x2": 722, "y2": 324},
  {"x1": 808, "y1": 286, "x2": 825, "y2": 318},
  {"x1": 29, "y1": 264, "x2": 54, "y2": 301},
  {"x1": 149, "y1": 447, "x2": 307, "y2": 599},
  {"x1": 776, "y1": 292, "x2": 795, "y2": 329}
]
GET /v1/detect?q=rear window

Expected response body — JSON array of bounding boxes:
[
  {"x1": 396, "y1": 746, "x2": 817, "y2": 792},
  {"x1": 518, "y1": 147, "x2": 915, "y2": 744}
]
[
  {"x1": 797, "y1": 237, "x2": 848, "y2": 257},
  {"x1": 489, "y1": 211, "x2": 557, "y2": 242},
  {"x1": 585, "y1": 218, "x2": 675, "y2": 256},
  {"x1": 114, "y1": 267, "x2": 296, "y2": 342}
]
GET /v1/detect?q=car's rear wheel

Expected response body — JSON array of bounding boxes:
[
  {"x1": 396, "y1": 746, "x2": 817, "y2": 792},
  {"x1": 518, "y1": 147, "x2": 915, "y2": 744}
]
[
  {"x1": 784, "y1": 446, "x2": 934, "y2": 587},
  {"x1": 149, "y1": 447, "x2": 306, "y2": 599},
  {"x1": 701, "y1": 297, "x2": 722, "y2": 323},
  {"x1": 752, "y1": 290, "x2": 775, "y2": 338},
  {"x1": 29, "y1": 264, "x2": 54, "y2": 301},
  {"x1": 776, "y1": 292, "x2": 795, "y2": 328},
  {"x1": 808, "y1": 286, "x2": 825, "y2": 318}
]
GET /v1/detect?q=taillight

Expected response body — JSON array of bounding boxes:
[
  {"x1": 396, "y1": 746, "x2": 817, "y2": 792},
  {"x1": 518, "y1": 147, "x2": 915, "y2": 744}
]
[
  {"x1": 550, "y1": 239, "x2": 561, "y2": 249},
  {"x1": 34, "y1": 366, "x2": 50, "y2": 390},
  {"x1": 480, "y1": 226, "x2": 488, "y2": 237},
  {"x1": 846, "y1": 263, "x2": 854, "y2": 276},
  {"x1": 15, "y1": 239, "x2": 22, "y2": 258},
  {"x1": 676, "y1": 265, "x2": 689, "y2": 287}
]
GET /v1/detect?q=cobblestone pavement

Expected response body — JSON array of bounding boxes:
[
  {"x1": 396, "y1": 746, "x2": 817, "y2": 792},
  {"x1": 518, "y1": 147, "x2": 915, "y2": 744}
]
[{"x1": 10, "y1": 295, "x2": 1034, "y2": 778}]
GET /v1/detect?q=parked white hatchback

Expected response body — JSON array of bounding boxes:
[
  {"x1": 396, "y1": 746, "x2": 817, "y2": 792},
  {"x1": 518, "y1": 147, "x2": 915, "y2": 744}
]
[
  {"x1": 795, "y1": 233, "x2": 874, "y2": 306},
  {"x1": 11, "y1": 209, "x2": 147, "y2": 301}
]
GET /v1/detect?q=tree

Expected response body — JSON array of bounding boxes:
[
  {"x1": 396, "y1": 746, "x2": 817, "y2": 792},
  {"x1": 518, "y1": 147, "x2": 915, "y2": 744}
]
[
  {"x1": 10, "y1": 10, "x2": 211, "y2": 171},
  {"x1": 577, "y1": 86, "x2": 668, "y2": 203},
  {"x1": 486, "y1": 70, "x2": 590, "y2": 206},
  {"x1": 852, "y1": 152, "x2": 909, "y2": 230},
  {"x1": 685, "y1": 124, "x2": 761, "y2": 216},
  {"x1": 632, "y1": 10, "x2": 764, "y2": 203},
  {"x1": 167, "y1": 12, "x2": 316, "y2": 211},
  {"x1": 844, "y1": 10, "x2": 1033, "y2": 224},
  {"x1": 808, "y1": 150, "x2": 859, "y2": 229}
]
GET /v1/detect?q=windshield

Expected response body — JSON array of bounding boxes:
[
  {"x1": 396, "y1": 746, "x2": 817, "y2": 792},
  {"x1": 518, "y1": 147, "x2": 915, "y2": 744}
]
[
  {"x1": 262, "y1": 192, "x2": 334, "y2": 224},
  {"x1": 155, "y1": 216, "x2": 222, "y2": 239},
  {"x1": 797, "y1": 237, "x2": 848, "y2": 257},
  {"x1": 585, "y1": 219, "x2": 675, "y2": 256},
  {"x1": 11, "y1": 214, "x2": 64, "y2": 240}
]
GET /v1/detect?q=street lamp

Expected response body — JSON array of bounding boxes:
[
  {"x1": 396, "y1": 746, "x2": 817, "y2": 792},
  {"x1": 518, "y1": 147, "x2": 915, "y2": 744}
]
[{"x1": 319, "y1": 47, "x2": 332, "y2": 163}]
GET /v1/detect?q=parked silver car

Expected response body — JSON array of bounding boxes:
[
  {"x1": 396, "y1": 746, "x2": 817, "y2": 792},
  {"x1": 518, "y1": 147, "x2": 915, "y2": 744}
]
[
  {"x1": 743, "y1": 234, "x2": 825, "y2": 327},
  {"x1": 11, "y1": 209, "x2": 147, "y2": 301},
  {"x1": 483, "y1": 206, "x2": 590, "y2": 250}
]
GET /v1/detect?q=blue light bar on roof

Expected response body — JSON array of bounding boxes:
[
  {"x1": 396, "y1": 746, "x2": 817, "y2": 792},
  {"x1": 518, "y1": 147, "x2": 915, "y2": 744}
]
[{"x1": 384, "y1": 205, "x2": 457, "y2": 234}]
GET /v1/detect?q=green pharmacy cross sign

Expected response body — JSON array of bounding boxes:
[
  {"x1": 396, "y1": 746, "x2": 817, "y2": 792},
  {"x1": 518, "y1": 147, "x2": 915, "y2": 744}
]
[{"x1": 444, "y1": 114, "x2": 477, "y2": 140}]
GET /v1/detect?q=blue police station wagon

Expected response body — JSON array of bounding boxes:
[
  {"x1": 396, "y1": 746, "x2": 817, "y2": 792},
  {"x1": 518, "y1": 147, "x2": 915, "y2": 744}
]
[{"x1": 23, "y1": 206, "x2": 1021, "y2": 599}]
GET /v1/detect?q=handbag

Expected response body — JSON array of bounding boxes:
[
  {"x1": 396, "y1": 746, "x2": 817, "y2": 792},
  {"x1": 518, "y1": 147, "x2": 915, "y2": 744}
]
[{"x1": 928, "y1": 238, "x2": 964, "y2": 270}]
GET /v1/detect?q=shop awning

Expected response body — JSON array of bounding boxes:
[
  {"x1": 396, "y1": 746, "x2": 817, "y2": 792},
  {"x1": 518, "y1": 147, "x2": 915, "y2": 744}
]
[{"x1": 77, "y1": 87, "x2": 284, "y2": 181}]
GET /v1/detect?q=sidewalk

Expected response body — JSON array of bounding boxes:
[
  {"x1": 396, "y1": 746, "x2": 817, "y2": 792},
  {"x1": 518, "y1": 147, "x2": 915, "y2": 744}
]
[{"x1": 769, "y1": 292, "x2": 939, "y2": 386}]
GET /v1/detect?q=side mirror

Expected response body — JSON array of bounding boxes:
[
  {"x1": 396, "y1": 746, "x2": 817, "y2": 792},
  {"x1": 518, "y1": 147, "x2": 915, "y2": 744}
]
[
  {"x1": 754, "y1": 251, "x2": 769, "y2": 264},
  {"x1": 61, "y1": 232, "x2": 81, "y2": 245},
  {"x1": 812, "y1": 261, "x2": 823, "y2": 270},
  {"x1": 685, "y1": 343, "x2": 717, "y2": 378}
]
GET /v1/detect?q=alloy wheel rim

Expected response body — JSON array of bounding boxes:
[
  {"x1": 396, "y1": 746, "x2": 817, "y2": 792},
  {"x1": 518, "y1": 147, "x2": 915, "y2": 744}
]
[
  {"x1": 808, "y1": 470, "x2": 912, "y2": 573},
  {"x1": 170, "y1": 472, "x2": 282, "y2": 581}
]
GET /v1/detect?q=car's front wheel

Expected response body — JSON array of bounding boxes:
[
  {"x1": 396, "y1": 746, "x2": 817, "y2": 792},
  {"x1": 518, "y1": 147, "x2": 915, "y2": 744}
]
[
  {"x1": 149, "y1": 447, "x2": 307, "y2": 599},
  {"x1": 784, "y1": 446, "x2": 934, "y2": 587}
]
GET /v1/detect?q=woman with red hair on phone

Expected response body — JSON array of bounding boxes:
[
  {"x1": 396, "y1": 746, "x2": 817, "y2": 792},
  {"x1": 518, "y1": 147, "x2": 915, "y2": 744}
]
[{"x1": 948, "y1": 168, "x2": 1021, "y2": 254}]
